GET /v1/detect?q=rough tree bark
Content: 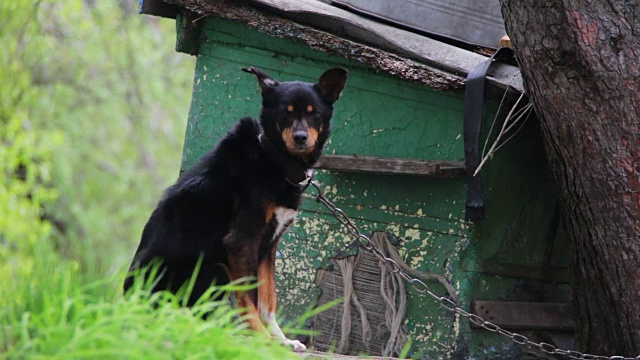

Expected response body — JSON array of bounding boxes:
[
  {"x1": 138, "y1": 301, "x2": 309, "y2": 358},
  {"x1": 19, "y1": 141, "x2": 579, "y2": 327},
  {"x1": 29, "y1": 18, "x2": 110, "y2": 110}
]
[{"x1": 499, "y1": 1, "x2": 640, "y2": 356}]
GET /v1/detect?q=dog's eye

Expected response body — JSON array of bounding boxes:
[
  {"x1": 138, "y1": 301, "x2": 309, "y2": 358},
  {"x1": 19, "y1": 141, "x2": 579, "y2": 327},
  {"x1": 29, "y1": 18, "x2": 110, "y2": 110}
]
[
  {"x1": 287, "y1": 105, "x2": 294, "y2": 113},
  {"x1": 306, "y1": 105, "x2": 314, "y2": 113}
]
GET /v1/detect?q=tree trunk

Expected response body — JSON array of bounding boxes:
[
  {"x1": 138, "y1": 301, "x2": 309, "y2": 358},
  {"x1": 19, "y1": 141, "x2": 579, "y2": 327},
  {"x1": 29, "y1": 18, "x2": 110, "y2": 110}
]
[{"x1": 499, "y1": 1, "x2": 640, "y2": 356}]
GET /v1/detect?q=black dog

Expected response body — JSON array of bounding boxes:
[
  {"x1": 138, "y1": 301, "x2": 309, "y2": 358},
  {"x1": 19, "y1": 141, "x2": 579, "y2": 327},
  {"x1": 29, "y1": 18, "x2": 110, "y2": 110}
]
[{"x1": 124, "y1": 67, "x2": 347, "y2": 350}]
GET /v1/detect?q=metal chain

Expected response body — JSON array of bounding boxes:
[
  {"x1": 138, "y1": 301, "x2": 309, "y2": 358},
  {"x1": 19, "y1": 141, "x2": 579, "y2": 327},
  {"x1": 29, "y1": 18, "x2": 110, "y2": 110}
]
[{"x1": 308, "y1": 181, "x2": 640, "y2": 360}]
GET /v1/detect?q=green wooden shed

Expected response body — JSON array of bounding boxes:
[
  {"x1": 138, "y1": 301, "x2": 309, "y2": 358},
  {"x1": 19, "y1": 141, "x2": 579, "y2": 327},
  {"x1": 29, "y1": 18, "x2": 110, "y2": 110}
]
[{"x1": 140, "y1": 0, "x2": 572, "y2": 358}]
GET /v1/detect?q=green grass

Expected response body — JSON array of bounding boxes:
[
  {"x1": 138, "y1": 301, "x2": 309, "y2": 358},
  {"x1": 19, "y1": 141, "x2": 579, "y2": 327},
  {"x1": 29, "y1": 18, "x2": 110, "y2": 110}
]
[{"x1": 0, "y1": 260, "x2": 301, "y2": 360}]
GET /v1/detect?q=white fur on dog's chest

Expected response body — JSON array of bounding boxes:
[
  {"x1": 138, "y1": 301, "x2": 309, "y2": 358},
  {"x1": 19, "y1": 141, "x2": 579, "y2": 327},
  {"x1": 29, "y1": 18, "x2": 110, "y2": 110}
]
[{"x1": 273, "y1": 207, "x2": 297, "y2": 240}]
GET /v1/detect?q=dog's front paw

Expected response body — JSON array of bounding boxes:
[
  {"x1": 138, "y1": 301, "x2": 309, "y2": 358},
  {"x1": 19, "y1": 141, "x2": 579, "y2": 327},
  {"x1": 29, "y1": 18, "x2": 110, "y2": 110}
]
[{"x1": 283, "y1": 338, "x2": 306, "y2": 352}]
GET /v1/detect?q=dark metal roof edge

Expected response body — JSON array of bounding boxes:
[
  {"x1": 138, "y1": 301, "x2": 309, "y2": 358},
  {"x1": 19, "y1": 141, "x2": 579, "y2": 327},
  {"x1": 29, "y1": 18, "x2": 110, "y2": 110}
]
[{"x1": 140, "y1": 0, "x2": 179, "y2": 19}]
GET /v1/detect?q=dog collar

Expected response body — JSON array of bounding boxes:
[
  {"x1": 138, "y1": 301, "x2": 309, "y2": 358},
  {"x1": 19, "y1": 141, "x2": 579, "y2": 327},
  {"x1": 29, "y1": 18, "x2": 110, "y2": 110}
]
[{"x1": 289, "y1": 169, "x2": 314, "y2": 190}]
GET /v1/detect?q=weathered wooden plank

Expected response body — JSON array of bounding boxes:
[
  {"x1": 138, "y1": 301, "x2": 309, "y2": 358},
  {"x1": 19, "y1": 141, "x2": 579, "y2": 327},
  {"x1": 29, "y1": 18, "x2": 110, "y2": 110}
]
[
  {"x1": 315, "y1": 155, "x2": 465, "y2": 178},
  {"x1": 175, "y1": 11, "x2": 202, "y2": 55},
  {"x1": 470, "y1": 301, "x2": 574, "y2": 330}
]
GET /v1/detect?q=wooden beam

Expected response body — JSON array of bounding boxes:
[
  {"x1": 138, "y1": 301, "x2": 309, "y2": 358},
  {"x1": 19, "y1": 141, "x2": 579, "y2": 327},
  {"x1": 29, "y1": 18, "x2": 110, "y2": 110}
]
[
  {"x1": 176, "y1": 11, "x2": 203, "y2": 55},
  {"x1": 470, "y1": 301, "x2": 575, "y2": 331},
  {"x1": 315, "y1": 154, "x2": 465, "y2": 178}
]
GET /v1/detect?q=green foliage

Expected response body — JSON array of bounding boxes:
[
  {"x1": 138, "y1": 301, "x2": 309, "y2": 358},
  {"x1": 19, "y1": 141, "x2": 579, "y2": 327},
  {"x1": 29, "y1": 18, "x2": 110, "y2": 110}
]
[
  {"x1": 0, "y1": 0, "x2": 62, "y2": 278},
  {"x1": 1, "y1": 0, "x2": 196, "y2": 272},
  {"x1": 1, "y1": 263, "x2": 300, "y2": 360},
  {"x1": 0, "y1": 2, "x2": 319, "y2": 359}
]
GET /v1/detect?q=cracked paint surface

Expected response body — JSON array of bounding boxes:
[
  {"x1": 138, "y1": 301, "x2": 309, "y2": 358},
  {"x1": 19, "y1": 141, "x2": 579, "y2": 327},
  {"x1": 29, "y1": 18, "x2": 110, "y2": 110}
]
[{"x1": 274, "y1": 172, "x2": 472, "y2": 358}]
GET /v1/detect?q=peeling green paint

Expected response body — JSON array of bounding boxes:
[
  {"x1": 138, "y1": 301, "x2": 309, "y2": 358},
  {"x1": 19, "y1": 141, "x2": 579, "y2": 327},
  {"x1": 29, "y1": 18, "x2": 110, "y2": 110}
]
[{"x1": 178, "y1": 17, "x2": 569, "y2": 359}]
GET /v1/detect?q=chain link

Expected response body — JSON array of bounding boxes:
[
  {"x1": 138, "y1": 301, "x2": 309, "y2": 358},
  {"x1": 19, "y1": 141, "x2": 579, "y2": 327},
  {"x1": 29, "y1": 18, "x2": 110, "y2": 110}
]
[{"x1": 309, "y1": 181, "x2": 640, "y2": 360}]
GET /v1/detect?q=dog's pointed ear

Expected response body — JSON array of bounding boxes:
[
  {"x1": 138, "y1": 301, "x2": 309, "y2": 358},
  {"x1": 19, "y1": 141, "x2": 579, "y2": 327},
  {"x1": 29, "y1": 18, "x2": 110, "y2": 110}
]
[
  {"x1": 317, "y1": 68, "x2": 348, "y2": 104},
  {"x1": 242, "y1": 67, "x2": 278, "y2": 91}
]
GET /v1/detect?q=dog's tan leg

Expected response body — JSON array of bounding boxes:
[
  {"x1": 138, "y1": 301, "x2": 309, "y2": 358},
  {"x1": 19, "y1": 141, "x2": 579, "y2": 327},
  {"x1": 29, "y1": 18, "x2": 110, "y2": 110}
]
[
  {"x1": 225, "y1": 240, "x2": 267, "y2": 333},
  {"x1": 236, "y1": 292, "x2": 267, "y2": 333},
  {"x1": 257, "y1": 246, "x2": 306, "y2": 351}
]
